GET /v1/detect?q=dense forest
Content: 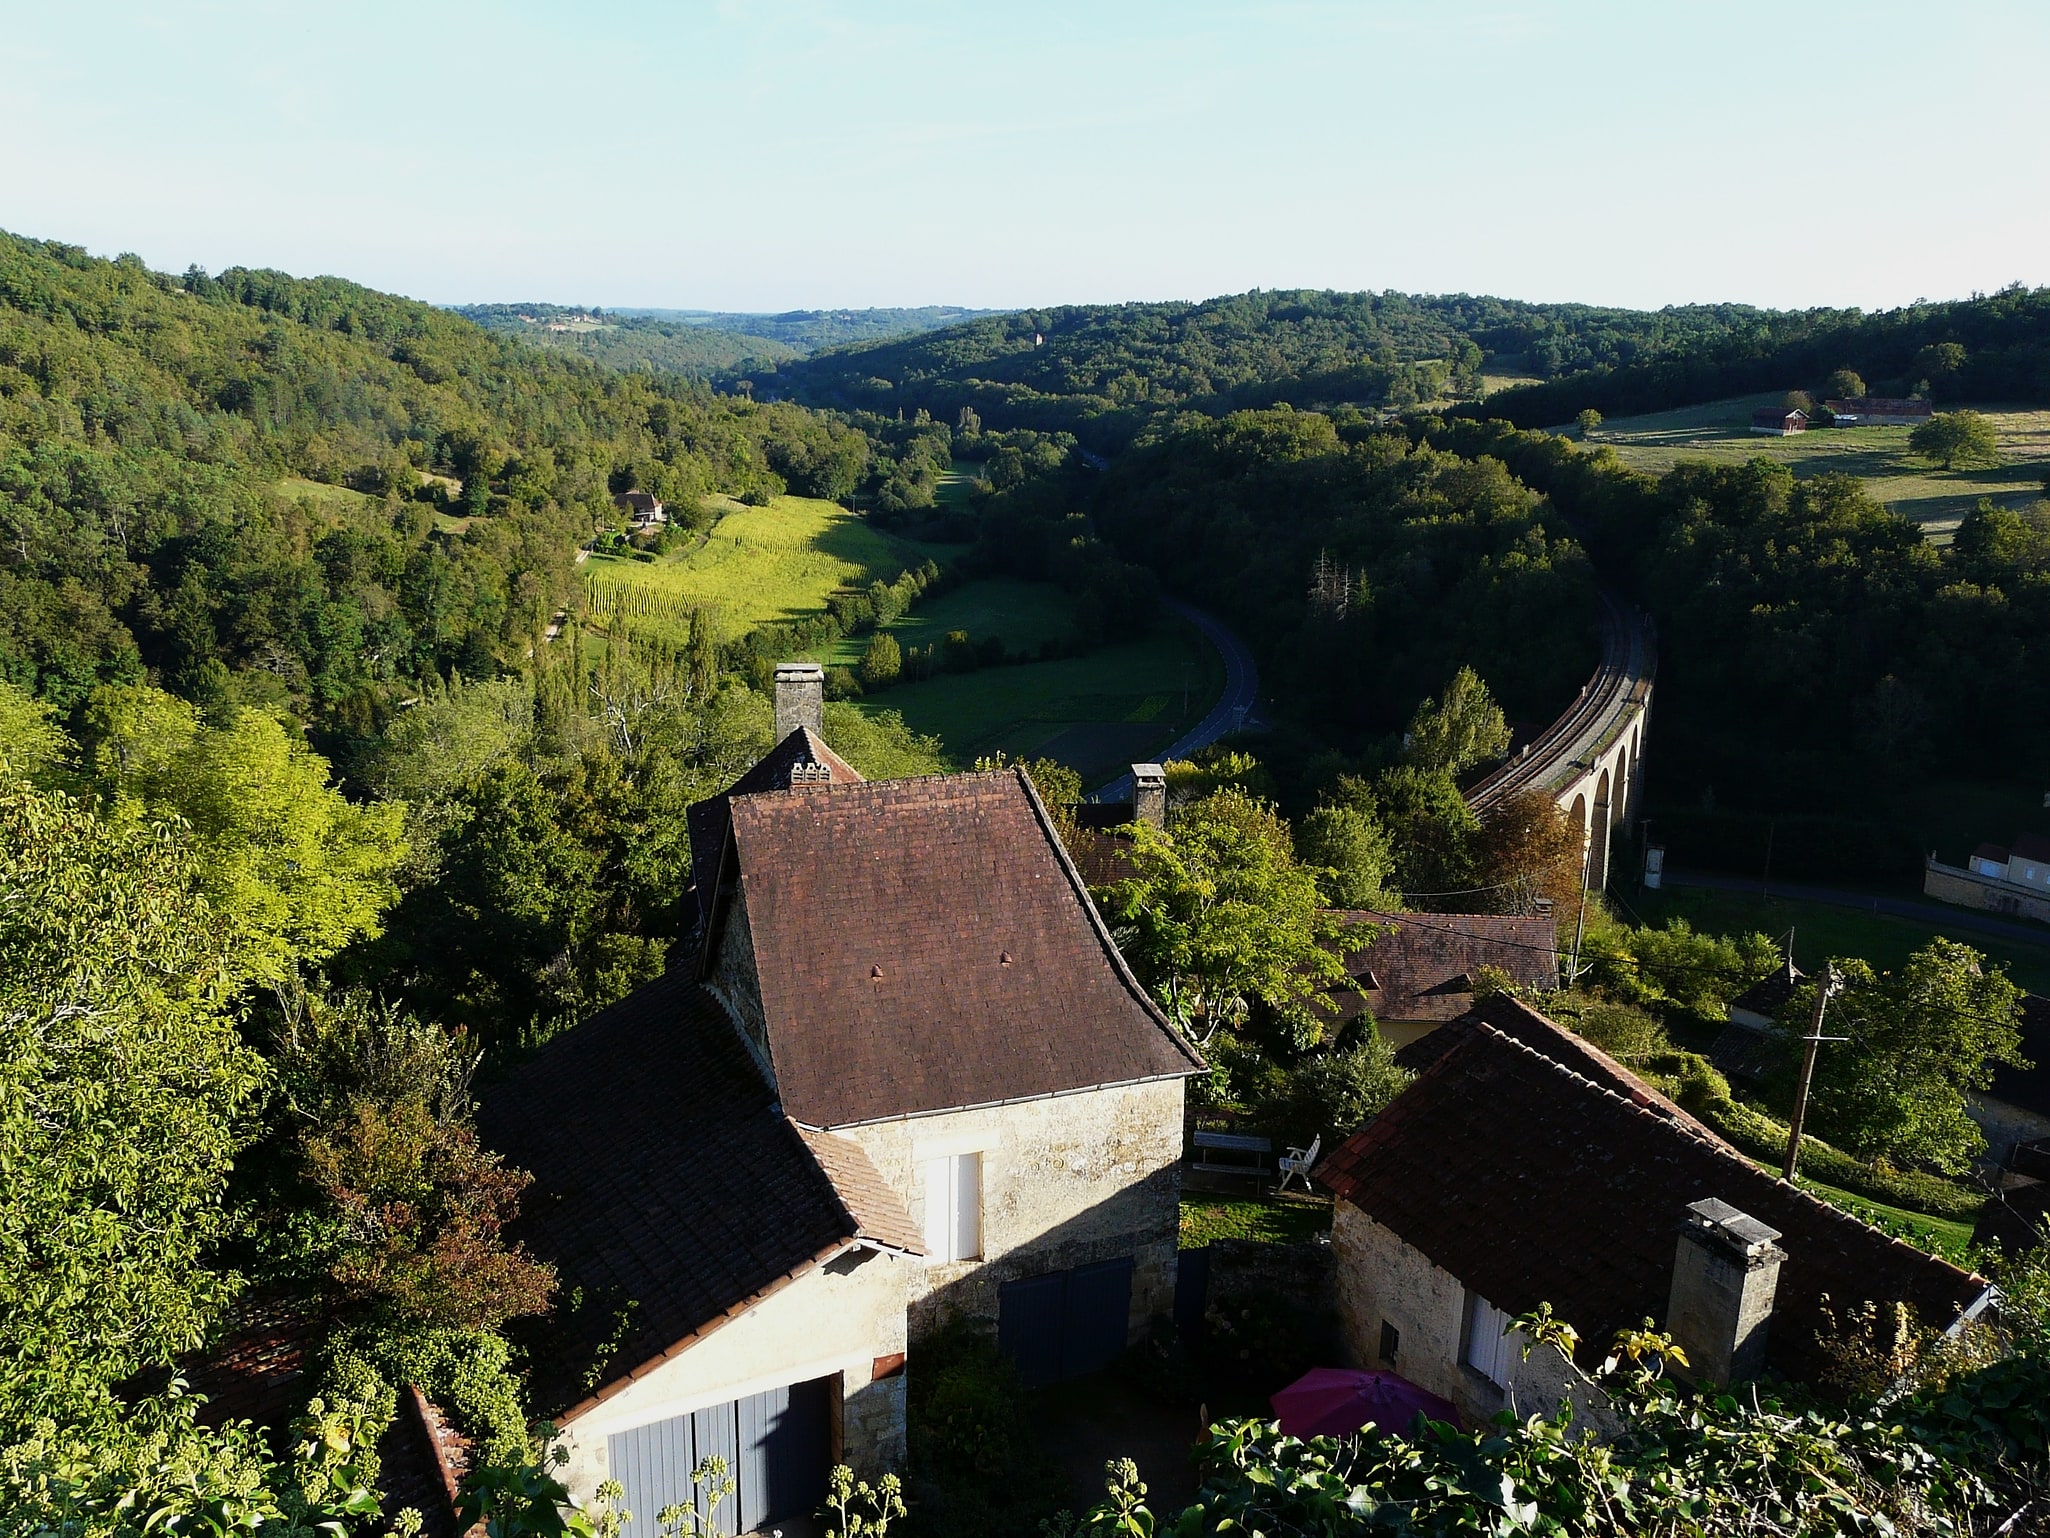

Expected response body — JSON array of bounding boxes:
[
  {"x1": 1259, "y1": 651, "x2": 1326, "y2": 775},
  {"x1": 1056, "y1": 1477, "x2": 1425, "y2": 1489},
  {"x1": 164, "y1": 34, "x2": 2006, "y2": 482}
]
[
  {"x1": 621, "y1": 304, "x2": 994, "y2": 352},
  {"x1": 753, "y1": 289, "x2": 1791, "y2": 447},
  {"x1": 450, "y1": 302, "x2": 800, "y2": 375}
]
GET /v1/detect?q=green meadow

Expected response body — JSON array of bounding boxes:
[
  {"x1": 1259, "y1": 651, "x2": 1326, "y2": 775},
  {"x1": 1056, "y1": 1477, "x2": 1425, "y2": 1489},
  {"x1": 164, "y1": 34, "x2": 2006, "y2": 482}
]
[{"x1": 1580, "y1": 396, "x2": 2050, "y2": 536}]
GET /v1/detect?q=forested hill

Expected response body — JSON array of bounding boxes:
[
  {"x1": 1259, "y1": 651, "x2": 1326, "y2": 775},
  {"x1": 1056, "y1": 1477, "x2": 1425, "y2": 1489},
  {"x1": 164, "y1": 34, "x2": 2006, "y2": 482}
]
[
  {"x1": 0, "y1": 231, "x2": 870, "y2": 727},
  {"x1": 451, "y1": 302, "x2": 800, "y2": 375},
  {"x1": 1459, "y1": 283, "x2": 2050, "y2": 426},
  {"x1": 619, "y1": 304, "x2": 995, "y2": 352},
  {"x1": 751, "y1": 289, "x2": 1784, "y2": 447}
]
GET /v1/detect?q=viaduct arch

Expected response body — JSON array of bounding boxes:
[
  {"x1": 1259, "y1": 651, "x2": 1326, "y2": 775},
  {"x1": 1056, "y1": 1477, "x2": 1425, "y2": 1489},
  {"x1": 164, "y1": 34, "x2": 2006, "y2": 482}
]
[{"x1": 1466, "y1": 592, "x2": 1656, "y2": 893}]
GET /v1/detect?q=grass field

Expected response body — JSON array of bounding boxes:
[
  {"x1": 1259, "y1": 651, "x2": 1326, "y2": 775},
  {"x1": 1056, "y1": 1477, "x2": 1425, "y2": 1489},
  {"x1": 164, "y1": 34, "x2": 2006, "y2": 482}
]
[
  {"x1": 583, "y1": 494, "x2": 946, "y2": 643},
  {"x1": 1581, "y1": 395, "x2": 2050, "y2": 535},
  {"x1": 828, "y1": 578, "x2": 1078, "y2": 666},
  {"x1": 1626, "y1": 883, "x2": 2050, "y2": 994},
  {"x1": 1179, "y1": 1191, "x2": 1333, "y2": 1249},
  {"x1": 276, "y1": 477, "x2": 375, "y2": 514},
  {"x1": 935, "y1": 464, "x2": 984, "y2": 505},
  {"x1": 859, "y1": 618, "x2": 1224, "y2": 781}
]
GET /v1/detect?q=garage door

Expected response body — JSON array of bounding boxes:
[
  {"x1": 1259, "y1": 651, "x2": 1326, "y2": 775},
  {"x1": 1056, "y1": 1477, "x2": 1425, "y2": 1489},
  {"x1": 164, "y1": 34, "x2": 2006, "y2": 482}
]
[
  {"x1": 998, "y1": 1256, "x2": 1135, "y2": 1388},
  {"x1": 608, "y1": 1376, "x2": 830, "y2": 1537}
]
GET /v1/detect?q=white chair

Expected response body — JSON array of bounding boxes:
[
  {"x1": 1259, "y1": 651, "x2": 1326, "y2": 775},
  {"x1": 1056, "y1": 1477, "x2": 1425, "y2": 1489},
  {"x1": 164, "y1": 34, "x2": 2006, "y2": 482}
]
[{"x1": 1276, "y1": 1134, "x2": 1321, "y2": 1192}]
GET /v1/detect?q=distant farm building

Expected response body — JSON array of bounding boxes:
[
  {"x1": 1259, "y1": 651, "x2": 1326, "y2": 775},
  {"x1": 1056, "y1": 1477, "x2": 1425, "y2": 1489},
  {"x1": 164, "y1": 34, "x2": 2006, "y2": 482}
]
[
  {"x1": 1823, "y1": 397, "x2": 1934, "y2": 427},
  {"x1": 1926, "y1": 833, "x2": 2050, "y2": 926},
  {"x1": 1750, "y1": 407, "x2": 1807, "y2": 436},
  {"x1": 612, "y1": 489, "x2": 667, "y2": 531}
]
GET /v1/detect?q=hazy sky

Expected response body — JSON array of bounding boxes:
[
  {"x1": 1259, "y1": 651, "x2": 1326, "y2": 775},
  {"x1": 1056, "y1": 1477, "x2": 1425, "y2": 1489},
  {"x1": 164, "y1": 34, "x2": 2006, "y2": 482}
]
[{"x1": 3, "y1": 1, "x2": 2045, "y2": 313}]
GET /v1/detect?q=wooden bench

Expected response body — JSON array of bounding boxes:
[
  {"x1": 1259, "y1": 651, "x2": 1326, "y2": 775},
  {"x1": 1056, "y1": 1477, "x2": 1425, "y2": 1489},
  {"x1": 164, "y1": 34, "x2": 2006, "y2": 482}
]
[{"x1": 1189, "y1": 1130, "x2": 1273, "y2": 1178}]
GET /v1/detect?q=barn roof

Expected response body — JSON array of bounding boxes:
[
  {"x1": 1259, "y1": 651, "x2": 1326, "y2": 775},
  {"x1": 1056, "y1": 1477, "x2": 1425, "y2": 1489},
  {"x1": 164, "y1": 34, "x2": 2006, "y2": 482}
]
[
  {"x1": 1315, "y1": 1006, "x2": 1987, "y2": 1385},
  {"x1": 1326, "y1": 911, "x2": 1557, "y2": 1025},
  {"x1": 710, "y1": 768, "x2": 1203, "y2": 1127}
]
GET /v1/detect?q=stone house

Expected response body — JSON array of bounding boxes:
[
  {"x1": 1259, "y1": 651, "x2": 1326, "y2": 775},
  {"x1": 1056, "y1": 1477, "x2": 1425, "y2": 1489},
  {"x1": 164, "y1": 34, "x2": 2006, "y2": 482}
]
[
  {"x1": 1750, "y1": 407, "x2": 1807, "y2": 435},
  {"x1": 1322, "y1": 910, "x2": 1558, "y2": 1050},
  {"x1": 478, "y1": 666, "x2": 1203, "y2": 1534},
  {"x1": 1313, "y1": 996, "x2": 1993, "y2": 1426}
]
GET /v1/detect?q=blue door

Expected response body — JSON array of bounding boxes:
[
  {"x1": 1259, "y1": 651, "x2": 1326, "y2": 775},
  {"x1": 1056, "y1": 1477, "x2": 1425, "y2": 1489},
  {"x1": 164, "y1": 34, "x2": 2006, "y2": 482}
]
[
  {"x1": 609, "y1": 1376, "x2": 830, "y2": 1536},
  {"x1": 998, "y1": 1256, "x2": 1136, "y2": 1388}
]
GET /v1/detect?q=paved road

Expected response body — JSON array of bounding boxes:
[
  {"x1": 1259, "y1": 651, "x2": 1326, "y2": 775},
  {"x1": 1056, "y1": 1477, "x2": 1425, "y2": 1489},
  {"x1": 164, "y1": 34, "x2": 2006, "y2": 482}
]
[
  {"x1": 1089, "y1": 599, "x2": 1260, "y2": 802},
  {"x1": 1663, "y1": 869, "x2": 2050, "y2": 950}
]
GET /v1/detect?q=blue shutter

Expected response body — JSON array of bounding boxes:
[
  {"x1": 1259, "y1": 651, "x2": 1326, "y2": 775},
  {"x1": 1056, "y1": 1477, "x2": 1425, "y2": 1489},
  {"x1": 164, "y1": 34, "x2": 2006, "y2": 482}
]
[
  {"x1": 1062, "y1": 1257, "x2": 1134, "y2": 1380},
  {"x1": 999, "y1": 1271, "x2": 1069, "y2": 1388}
]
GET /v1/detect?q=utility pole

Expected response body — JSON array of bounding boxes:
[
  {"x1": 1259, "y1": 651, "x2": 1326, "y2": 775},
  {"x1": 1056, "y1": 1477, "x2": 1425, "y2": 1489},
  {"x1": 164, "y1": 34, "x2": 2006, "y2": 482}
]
[
  {"x1": 1567, "y1": 821, "x2": 1596, "y2": 986},
  {"x1": 1782, "y1": 963, "x2": 1845, "y2": 1181}
]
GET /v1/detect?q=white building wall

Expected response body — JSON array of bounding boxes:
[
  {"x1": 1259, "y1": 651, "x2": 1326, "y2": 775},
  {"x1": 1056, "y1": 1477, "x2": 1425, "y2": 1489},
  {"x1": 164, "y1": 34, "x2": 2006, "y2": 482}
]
[
  {"x1": 555, "y1": 1248, "x2": 913, "y2": 1503},
  {"x1": 835, "y1": 1077, "x2": 1187, "y2": 1341}
]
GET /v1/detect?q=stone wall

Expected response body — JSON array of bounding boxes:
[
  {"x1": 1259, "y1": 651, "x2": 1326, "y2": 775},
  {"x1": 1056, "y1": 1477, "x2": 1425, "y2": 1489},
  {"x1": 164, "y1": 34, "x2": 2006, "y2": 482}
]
[
  {"x1": 1330, "y1": 1203, "x2": 1612, "y2": 1432},
  {"x1": 555, "y1": 1247, "x2": 912, "y2": 1503},
  {"x1": 705, "y1": 888, "x2": 773, "y2": 1076},
  {"x1": 1925, "y1": 862, "x2": 2050, "y2": 927},
  {"x1": 1970, "y1": 1089, "x2": 2050, "y2": 1168},
  {"x1": 837, "y1": 1077, "x2": 1186, "y2": 1343}
]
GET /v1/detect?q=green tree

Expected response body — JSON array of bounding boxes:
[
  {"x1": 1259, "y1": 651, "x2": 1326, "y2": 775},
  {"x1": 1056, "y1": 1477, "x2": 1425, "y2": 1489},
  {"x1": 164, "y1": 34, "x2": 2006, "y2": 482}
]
[
  {"x1": 1402, "y1": 666, "x2": 1511, "y2": 776},
  {"x1": 1908, "y1": 410, "x2": 2001, "y2": 469},
  {"x1": 0, "y1": 771, "x2": 266, "y2": 1421},
  {"x1": 1261, "y1": 1029, "x2": 1413, "y2": 1143},
  {"x1": 1823, "y1": 367, "x2": 1866, "y2": 399},
  {"x1": 1574, "y1": 408, "x2": 1602, "y2": 438},
  {"x1": 1772, "y1": 938, "x2": 2026, "y2": 1173},
  {"x1": 83, "y1": 685, "x2": 408, "y2": 987},
  {"x1": 1101, "y1": 788, "x2": 1355, "y2": 1045},
  {"x1": 1296, "y1": 801, "x2": 1397, "y2": 911},
  {"x1": 861, "y1": 629, "x2": 903, "y2": 689},
  {"x1": 1374, "y1": 763, "x2": 1484, "y2": 898}
]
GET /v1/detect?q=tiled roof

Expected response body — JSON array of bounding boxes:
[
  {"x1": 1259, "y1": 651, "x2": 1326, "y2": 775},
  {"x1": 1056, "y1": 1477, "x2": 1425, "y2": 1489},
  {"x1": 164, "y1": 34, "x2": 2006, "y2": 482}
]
[
  {"x1": 1326, "y1": 911, "x2": 1557, "y2": 1025},
  {"x1": 1315, "y1": 1009, "x2": 1987, "y2": 1384},
  {"x1": 1972, "y1": 842, "x2": 2012, "y2": 865},
  {"x1": 1752, "y1": 408, "x2": 1805, "y2": 426},
  {"x1": 1824, "y1": 397, "x2": 1933, "y2": 417},
  {"x1": 714, "y1": 769, "x2": 1203, "y2": 1127},
  {"x1": 2011, "y1": 833, "x2": 2050, "y2": 864},
  {"x1": 687, "y1": 727, "x2": 864, "y2": 934},
  {"x1": 1730, "y1": 958, "x2": 1804, "y2": 1022},
  {"x1": 475, "y1": 964, "x2": 917, "y2": 1419}
]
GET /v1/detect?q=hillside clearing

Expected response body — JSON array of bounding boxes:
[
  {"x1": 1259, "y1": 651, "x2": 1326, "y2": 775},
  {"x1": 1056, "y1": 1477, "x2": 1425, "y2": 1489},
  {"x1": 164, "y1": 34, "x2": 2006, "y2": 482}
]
[
  {"x1": 828, "y1": 578, "x2": 1078, "y2": 667},
  {"x1": 583, "y1": 494, "x2": 948, "y2": 644},
  {"x1": 1579, "y1": 396, "x2": 2050, "y2": 535}
]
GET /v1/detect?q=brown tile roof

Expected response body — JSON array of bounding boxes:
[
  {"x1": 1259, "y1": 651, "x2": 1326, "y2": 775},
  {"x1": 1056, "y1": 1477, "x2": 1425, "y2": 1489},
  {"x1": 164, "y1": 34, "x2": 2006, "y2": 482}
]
[
  {"x1": 2011, "y1": 833, "x2": 2050, "y2": 865},
  {"x1": 1824, "y1": 397, "x2": 1933, "y2": 418},
  {"x1": 687, "y1": 727, "x2": 864, "y2": 934},
  {"x1": 712, "y1": 768, "x2": 1203, "y2": 1127},
  {"x1": 1327, "y1": 911, "x2": 1557, "y2": 1025},
  {"x1": 1730, "y1": 958, "x2": 1804, "y2": 1022},
  {"x1": 1751, "y1": 407, "x2": 1806, "y2": 428},
  {"x1": 475, "y1": 964, "x2": 917, "y2": 1419},
  {"x1": 1972, "y1": 842, "x2": 2011, "y2": 865},
  {"x1": 1315, "y1": 1011, "x2": 1987, "y2": 1385}
]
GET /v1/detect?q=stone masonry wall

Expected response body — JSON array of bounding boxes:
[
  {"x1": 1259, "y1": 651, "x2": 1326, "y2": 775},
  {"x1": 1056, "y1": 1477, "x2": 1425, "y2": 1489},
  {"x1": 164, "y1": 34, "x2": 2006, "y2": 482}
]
[
  {"x1": 555, "y1": 1248, "x2": 912, "y2": 1504},
  {"x1": 836, "y1": 1077, "x2": 1187, "y2": 1343},
  {"x1": 1925, "y1": 863, "x2": 2050, "y2": 926},
  {"x1": 705, "y1": 889, "x2": 773, "y2": 1074}
]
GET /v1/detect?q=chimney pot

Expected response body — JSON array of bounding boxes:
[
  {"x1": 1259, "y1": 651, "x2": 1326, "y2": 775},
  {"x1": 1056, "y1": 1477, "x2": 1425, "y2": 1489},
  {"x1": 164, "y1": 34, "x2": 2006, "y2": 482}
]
[
  {"x1": 1667, "y1": 1197, "x2": 1784, "y2": 1385},
  {"x1": 1131, "y1": 763, "x2": 1167, "y2": 830},
  {"x1": 774, "y1": 661, "x2": 826, "y2": 740}
]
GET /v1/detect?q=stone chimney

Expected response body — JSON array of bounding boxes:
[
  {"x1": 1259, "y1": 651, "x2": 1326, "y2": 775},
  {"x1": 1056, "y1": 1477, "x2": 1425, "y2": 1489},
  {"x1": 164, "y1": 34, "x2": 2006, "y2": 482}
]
[
  {"x1": 773, "y1": 662, "x2": 825, "y2": 740},
  {"x1": 1666, "y1": 1197, "x2": 1785, "y2": 1385},
  {"x1": 1131, "y1": 764, "x2": 1167, "y2": 830}
]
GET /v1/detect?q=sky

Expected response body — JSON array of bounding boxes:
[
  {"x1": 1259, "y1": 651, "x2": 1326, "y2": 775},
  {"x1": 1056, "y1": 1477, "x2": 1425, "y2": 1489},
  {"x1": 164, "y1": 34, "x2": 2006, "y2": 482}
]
[{"x1": 2, "y1": 1, "x2": 2046, "y2": 314}]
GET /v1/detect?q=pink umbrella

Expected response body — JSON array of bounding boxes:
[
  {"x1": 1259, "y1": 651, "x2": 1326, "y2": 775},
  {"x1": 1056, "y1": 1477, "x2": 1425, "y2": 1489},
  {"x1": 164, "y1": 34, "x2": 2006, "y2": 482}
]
[{"x1": 1270, "y1": 1367, "x2": 1461, "y2": 1438}]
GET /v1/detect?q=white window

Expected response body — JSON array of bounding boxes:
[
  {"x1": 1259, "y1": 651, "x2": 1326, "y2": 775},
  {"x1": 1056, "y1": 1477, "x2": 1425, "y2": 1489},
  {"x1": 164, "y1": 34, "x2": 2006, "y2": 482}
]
[
  {"x1": 922, "y1": 1153, "x2": 982, "y2": 1262},
  {"x1": 1464, "y1": 1292, "x2": 1517, "y2": 1388}
]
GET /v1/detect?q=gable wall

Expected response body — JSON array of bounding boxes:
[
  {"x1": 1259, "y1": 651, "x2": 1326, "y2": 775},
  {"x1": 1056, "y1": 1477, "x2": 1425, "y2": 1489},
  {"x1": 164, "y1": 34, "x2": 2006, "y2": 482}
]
[
  {"x1": 836, "y1": 1077, "x2": 1186, "y2": 1342},
  {"x1": 556, "y1": 1248, "x2": 912, "y2": 1501},
  {"x1": 706, "y1": 884, "x2": 774, "y2": 1079}
]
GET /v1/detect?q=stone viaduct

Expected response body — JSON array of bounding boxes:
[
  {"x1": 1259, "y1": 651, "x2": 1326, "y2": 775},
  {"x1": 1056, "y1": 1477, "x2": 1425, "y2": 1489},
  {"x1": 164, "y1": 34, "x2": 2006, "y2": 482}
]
[{"x1": 1466, "y1": 592, "x2": 1657, "y2": 893}]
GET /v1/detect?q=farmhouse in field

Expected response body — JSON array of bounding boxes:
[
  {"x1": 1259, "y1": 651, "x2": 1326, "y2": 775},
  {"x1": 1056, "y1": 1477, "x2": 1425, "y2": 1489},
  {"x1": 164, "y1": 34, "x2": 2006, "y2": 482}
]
[
  {"x1": 1750, "y1": 406, "x2": 1807, "y2": 435},
  {"x1": 1823, "y1": 396, "x2": 1935, "y2": 427},
  {"x1": 478, "y1": 665, "x2": 1203, "y2": 1533},
  {"x1": 1925, "y1": 834, "x2": 2050, "y2": 926},
  {"x1": 1322, "y1": 910, "x2": 1558, "y2": 1049},
  {"x1": 612, "y1": 488, "x2": 667, "y2": 530},
  {"x1": 1315, "y1": 995, "x2": 1993, "y2": 1426}
]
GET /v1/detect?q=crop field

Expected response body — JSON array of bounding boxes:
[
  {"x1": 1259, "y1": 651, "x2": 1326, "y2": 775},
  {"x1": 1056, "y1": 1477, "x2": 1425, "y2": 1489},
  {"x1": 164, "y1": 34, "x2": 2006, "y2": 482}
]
[
  {"x1": 1581, "y1": 396, "x2": 2050, "y2": 535},
  {"x1": 583, "y1": 494, "x2": 946, "y2": 644},
  {"x1": 828, "y1": 578, "x2": 1077, "y2": 666},
  {"x1": 858, "y1": 618, "x2": 1224, "y2": 782}
]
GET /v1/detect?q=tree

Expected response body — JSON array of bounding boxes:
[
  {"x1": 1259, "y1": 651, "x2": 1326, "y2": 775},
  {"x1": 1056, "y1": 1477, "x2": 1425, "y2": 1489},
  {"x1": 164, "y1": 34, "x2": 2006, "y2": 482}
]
[
  {"x1": 1477, "y1": 789, "x2": 1582, "y2": 917},
  {"x1": 0, "y1": 770, "x2": 266, "y2": 1422},
  {"x1": 1374, "y1": 764, "x2": 1484, "y2": 899},
  {"x1": 1296, "y1": 801, "x2": 1397, "y2": 912},
  {"x1": 1101, "y1": 788, "x2": 1355, "y2": 1045},
  {"x1": 1403, "y1": 666, "x2": 1511, "y2": 776},
  {"x1": 82, "y1": 685, "x2": 408, "y2": 987},
  {"x1": 1823, "y1": 368, "x2": 1866, "y2": 399},
  {"x1": 1908, "y1": 410, "x2": 2001, "y2": 470},
  {"x1": 1260, "y1": 1030, "x2": 1413, "y2": 1143},
  {"x1": 1771, "y1": 938, "x2": 2025, "y2": 1173},
  {"x1": 861, "y1": 629, "x2": 903, "y2": 688},
  {"x1": 1574, "y1": 408, "x2": 1601, "y2": 438}
]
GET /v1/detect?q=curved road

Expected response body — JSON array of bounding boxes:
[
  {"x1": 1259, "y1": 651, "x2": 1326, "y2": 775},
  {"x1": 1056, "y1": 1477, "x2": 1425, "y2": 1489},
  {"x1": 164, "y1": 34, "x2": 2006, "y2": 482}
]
[{"x1": 1089, "y1": 599, "x2": 1260, "y2": 802}]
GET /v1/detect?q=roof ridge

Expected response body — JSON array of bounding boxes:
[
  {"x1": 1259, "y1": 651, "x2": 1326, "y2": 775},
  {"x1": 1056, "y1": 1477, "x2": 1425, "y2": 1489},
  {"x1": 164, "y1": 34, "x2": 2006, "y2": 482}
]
[
  {"x1": 1010, "y1": 765, "x2": 1206, "y2": 1074},
  {"x1": 782, "y1": 1116, "x2": 864, "y2": 1245}
]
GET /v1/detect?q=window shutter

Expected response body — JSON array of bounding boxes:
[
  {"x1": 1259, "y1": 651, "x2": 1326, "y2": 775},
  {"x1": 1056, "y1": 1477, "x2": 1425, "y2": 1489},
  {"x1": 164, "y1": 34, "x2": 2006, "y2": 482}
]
[
  {"x1": 953, "y1": 1153, "x2": 981, "y2": 1261},
  {"x1": 923, "y1": 1158, "x2": 953, "y2": 1259}
]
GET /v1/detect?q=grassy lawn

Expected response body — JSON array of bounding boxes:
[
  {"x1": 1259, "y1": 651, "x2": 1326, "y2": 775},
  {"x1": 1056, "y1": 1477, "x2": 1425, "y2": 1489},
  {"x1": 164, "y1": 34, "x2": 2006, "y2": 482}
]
[
  {"x1": 1579, "y1": 396, "x2": 2050, "y2": 535},
  {"x1": 582, "y1": 494, "x2": 947, "y2": 643},
  {"x1": 275, "y1": 477, "x2": 375, "y2": 514},
  {"x1": 935, "y1": 464, "x2": 984, "y2": 505},
  {"x1": 829, "y1": 578, "x2": 1078, "y2": 666},
  {"x1": 1630, "y1": 884, "x2": 2050, "y2": 995},
  {"x1": 858, "y1": 618, "x2": 1224, "y2": 781},
  {"x1": 1732, "y1": 1158, "x2": 1977, "y2": 1262},
  {"x1": 1179, "y1": 1191, "x2": 1333, "y2": 1249}
]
